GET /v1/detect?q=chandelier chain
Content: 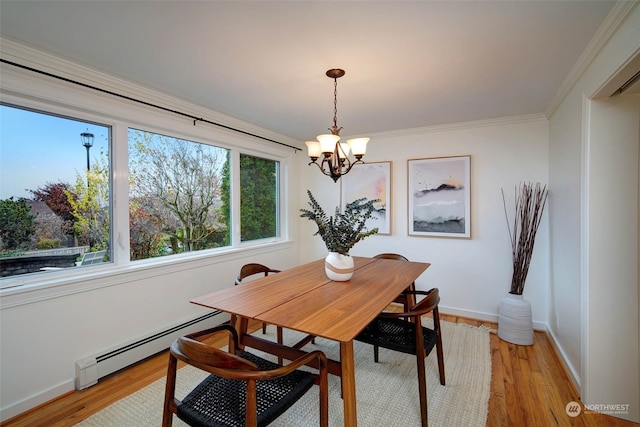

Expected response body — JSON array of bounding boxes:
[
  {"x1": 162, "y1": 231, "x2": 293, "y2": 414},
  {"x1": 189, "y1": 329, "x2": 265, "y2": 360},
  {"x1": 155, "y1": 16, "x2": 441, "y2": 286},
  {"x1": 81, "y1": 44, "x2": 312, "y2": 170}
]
[{"x1": 333, "y1": 77, "x2": 338, "y2": 131}]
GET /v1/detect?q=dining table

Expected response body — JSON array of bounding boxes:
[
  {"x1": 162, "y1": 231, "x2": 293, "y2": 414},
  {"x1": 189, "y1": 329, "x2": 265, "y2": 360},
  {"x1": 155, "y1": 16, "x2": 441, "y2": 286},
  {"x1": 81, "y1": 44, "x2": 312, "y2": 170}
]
[{"x1": 190, "y1": 256, "x2": 431, "y2": 426}]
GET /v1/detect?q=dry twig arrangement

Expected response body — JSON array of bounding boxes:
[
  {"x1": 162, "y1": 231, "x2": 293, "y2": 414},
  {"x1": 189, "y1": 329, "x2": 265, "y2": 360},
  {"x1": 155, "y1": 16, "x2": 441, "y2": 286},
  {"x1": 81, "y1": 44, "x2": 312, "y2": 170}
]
[{"x1": 502, "y1": 182, "x2": 548, "y2": 295}]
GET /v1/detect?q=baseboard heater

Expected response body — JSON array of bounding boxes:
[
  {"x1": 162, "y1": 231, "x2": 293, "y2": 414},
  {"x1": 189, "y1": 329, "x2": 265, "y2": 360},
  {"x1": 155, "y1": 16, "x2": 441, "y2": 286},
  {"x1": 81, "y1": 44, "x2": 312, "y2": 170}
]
[{"x1": 75, "y1": 311, "x2": 223, "y2": 390}]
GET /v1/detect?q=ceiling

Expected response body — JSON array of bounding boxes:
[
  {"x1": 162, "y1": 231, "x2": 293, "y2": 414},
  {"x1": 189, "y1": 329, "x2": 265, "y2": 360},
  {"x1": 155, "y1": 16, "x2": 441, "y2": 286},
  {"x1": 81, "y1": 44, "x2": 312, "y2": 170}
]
[{"x1": 0, "y1": 1, "x2": 620, "y2": 143}]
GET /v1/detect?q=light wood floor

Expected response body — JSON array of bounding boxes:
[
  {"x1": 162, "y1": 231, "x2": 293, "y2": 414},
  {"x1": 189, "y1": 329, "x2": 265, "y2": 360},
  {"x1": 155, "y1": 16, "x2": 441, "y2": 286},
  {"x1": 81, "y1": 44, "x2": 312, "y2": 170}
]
[{"x1": 2, "y1": 315, "x2": 637, "y2": 427}]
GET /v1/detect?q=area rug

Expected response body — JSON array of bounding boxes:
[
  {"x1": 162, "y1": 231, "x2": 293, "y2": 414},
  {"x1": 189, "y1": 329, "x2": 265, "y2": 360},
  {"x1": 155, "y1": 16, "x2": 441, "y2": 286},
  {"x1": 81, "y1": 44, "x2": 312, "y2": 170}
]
[{"x1": 76, "y1": 320, "x2": 491, "y2": 426}]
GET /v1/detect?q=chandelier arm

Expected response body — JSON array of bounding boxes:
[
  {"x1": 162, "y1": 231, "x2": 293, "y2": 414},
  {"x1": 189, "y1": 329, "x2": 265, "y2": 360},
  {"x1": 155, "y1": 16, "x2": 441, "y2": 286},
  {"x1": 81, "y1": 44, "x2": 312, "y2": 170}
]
[
  {"x1": 340, "y1": 158, "x2": 364, "y2": 177},
  {"x1": 309, "y1": 159, "x2": 330, "y2": 175},
  {"x1": 333, "y1": 148, "x2": 351, "y2": 170}
]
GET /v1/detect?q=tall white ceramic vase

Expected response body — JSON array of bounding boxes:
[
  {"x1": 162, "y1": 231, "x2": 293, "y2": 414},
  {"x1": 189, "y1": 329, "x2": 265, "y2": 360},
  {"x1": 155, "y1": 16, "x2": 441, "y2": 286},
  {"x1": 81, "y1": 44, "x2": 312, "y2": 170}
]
[
  {"x1": 497, "y1": 293, "x2": 533, "y2": 345},
  {"x1": 325, "y1": 252, "x2": 354, "y2": 281}
]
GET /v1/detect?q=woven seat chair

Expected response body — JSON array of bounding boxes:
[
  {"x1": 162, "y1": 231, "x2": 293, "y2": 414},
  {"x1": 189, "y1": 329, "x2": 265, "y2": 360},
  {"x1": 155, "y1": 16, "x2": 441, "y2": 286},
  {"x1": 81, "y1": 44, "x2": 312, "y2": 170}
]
[
  {"x1": 162, "y1": 325, "x2": 328, "y2": 427},
  {"x1": 355, "y1": 288, "x2": 445, "y2": 427}
]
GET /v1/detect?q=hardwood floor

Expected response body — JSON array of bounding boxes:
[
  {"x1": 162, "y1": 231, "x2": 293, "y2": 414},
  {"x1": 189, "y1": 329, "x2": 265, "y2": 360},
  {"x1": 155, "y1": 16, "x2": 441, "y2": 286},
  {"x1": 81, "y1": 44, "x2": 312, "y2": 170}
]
[{"x1": 2, "y1": 315, "x2": 637, "y2": 427}]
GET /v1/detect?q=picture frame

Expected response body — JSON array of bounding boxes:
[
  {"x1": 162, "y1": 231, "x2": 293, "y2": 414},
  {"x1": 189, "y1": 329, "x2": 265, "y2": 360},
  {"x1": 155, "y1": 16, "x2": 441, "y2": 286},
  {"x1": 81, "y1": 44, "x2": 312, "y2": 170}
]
[
  {"x1": 341, "y1": 161, "x2": 392, "y2": 235},
  {"x1": 408, "y1": 155, "x2": 471, "y2": 238}
]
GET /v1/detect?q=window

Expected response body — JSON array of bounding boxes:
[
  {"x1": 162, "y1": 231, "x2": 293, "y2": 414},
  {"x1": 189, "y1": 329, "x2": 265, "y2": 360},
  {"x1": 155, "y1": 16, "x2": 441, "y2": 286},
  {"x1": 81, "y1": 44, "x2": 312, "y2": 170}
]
[
  {"x1": 0, "y1": 102, "x2": 285, "y2": 280},
  {"x1": 239, "y1": 154, "x2": 280, "y2": 241},
  {"x1": 128, "y1": 129, "x2": 230, "y2": 261},
  {"x1": 0, "y1": 104, "x2": 111, "y2": 277}
]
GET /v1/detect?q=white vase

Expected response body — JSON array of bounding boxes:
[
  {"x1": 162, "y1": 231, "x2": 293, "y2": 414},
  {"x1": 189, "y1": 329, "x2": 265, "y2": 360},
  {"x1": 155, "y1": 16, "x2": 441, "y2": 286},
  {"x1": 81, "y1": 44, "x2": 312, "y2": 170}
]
[
  {"x1": 497, "y1": 293, "x2": 534, "y2": 345},
  {"x1": 324, "y1": 252, "x2": 354, "y2": 281}
]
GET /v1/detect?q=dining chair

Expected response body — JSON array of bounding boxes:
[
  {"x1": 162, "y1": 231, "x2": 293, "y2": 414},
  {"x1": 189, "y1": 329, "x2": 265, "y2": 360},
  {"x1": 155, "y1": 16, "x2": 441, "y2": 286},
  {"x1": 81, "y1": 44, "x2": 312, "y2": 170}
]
[
  {"x1": 355, "y1": 288, "x2": 445, "y2": 427},
  {"x1": 233, "y1": 263, "x2": 286, "y2": 364},
  {"x1": 373, "y1": 253, "x2": 416, "y2": 314},
  {"x1": 233, "y1": 263, "x2": 316, "y2": 361},
  {"x1": 162, "y1": 324, "x2": 329, "y2": 427},
  {"x1": 233, "y1": 263, "x2": 281, "y2": 334}
]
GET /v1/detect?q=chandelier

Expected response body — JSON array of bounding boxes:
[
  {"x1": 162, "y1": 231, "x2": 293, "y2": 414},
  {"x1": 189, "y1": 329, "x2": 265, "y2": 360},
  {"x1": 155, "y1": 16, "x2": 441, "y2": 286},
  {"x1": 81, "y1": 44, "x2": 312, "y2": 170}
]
[{"x1": 305, "y1": 69, "x2": 369, "y2": 182}]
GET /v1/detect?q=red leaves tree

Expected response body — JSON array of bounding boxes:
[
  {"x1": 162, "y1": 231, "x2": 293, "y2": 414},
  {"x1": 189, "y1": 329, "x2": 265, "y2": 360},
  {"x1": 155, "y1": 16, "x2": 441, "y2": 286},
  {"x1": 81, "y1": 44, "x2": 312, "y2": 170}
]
[{"x1": 29, "y1": 182, "x2": 77, "y2": 236}]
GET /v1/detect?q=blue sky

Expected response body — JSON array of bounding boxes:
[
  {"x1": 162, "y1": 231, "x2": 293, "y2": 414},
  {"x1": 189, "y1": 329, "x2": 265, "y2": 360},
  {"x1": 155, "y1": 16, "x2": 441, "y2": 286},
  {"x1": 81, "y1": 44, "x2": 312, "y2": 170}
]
[{"x1": 0, "y1": 105, "x2": 109, "y2": 199}]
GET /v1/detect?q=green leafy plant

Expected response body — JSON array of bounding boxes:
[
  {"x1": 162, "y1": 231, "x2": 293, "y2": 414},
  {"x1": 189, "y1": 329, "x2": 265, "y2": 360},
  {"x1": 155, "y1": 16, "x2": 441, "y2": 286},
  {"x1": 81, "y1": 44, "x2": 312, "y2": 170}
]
[{"x1": 300, "y1": 190, "x2": 379, "y2": 255}]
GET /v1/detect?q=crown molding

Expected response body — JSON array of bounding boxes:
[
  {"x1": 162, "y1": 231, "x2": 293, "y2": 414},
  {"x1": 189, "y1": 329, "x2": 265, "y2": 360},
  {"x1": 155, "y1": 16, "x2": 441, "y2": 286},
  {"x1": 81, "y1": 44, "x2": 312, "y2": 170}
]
[
  {"x1": 545, "y1": 1, "x2": 638, "y2": 118},
  {"x1": 355, "y1": 113, "x2": 547, "y2": 140}
]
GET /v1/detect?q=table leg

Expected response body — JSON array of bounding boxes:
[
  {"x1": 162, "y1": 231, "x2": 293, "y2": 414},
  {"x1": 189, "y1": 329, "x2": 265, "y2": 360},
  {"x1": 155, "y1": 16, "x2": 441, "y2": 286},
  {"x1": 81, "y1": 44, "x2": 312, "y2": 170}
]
[{"x1": 340, "y1": 340, "x2": 357, "y2": 426}]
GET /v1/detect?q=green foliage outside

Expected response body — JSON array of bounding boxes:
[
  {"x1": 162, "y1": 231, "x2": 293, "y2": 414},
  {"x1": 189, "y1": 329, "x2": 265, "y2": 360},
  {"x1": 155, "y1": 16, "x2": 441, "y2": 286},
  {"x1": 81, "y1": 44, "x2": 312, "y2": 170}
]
[
  {"x1": 37, "y1": 237, "x2": 62, "y2": 249},
  {"x1": 219, "y1": 151, "x2": 232, "y2": 247},
  {"x1": 66, "y1": 154, "x2": 110, "y2": 251},
  {"x1": 240, "y1": 154, "x2": 278, "y2": 241},
  {"x1": 0, "y1": 197, "x2": 36, "y2": 250}
]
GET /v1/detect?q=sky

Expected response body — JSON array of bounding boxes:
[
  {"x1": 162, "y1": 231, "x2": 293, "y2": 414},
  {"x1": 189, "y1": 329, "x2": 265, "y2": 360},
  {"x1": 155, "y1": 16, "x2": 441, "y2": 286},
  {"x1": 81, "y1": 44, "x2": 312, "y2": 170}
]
[{"x1": 0, "y1": 104, "x2": 109, "y2": 199}]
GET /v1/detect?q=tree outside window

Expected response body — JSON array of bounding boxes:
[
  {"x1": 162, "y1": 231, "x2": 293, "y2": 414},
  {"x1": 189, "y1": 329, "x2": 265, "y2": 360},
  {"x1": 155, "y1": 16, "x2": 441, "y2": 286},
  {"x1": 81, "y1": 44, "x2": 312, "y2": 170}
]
[{"x1": 128, "y1": 129, "x2": 230, "y2": 260}]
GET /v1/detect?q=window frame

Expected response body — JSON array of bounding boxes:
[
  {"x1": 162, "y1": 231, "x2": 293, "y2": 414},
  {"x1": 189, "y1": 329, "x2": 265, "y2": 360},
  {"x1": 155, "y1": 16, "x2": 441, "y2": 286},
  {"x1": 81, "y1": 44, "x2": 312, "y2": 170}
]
[{"x1": 0, "y1": 77, "x2": 293, "y2": 301}]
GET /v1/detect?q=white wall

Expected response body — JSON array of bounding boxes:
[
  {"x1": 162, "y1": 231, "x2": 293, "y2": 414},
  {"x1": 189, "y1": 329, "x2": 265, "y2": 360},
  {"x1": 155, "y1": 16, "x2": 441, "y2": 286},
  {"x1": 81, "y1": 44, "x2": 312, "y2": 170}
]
[
  {"x1": 299, "y1": 117, "x2": 550, "y2": 326},
  {"x1": 548, "y1": 3, "x2": 640, "y2": 422}
]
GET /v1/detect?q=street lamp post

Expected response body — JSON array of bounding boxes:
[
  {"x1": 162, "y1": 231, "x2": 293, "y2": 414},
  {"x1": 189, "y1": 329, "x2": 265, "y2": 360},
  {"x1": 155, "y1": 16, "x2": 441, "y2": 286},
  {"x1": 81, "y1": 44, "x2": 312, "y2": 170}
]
[
  {"x1": 81, "y1": 130, "x2": 94, "y2": 172},
  {"x1": 80, "y1": 130, "x2": 95, "y2": 248}
]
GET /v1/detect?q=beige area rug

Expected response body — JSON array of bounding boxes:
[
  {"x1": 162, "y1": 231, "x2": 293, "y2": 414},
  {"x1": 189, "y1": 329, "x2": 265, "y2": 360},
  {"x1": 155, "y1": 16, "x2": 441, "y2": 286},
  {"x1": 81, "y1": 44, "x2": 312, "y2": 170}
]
[{"x1": 76, "y1": 320, "x2": 491, "y2": 426}]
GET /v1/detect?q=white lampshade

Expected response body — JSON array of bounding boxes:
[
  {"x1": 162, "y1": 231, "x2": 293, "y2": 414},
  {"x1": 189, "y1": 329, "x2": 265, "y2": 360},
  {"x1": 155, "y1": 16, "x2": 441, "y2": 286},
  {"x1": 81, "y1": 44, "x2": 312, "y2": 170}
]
[
  {"x1": 305, "y1": 141, "x2": 322, "y2": 158},
  {"x1": 347, "y1": 138, "x2": 369, "y2": 156},
  {"x1": 317, "y1": 134, "x2": 340, "y2": 154},
  {"x1": 337, "y1": 142, "x2": 351, "y2": 159}
]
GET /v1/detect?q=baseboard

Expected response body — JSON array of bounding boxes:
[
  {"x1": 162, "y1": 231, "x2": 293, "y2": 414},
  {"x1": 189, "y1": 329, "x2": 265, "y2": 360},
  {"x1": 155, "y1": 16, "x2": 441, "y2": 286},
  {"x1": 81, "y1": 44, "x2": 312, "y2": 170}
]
[
  {"x1": 545, "y1": 327, "x2": 582, "y2": 397},
  {"x1": 1, "y1": 380, "x2": 74, "y2": 422},
  {"x1": 438, "y1": 304, "x2": 547, "y2": 331}
]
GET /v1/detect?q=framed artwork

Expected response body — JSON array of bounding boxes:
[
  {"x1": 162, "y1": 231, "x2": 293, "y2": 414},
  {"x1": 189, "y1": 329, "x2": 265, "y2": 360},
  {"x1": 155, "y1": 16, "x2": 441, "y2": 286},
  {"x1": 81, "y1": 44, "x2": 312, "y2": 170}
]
[
  {"x1": 408, "y1": 155, "x2": 471, "y2": 238},
  {"x1": 341, "y1": 161, "x2": 392, "y2": 235}
]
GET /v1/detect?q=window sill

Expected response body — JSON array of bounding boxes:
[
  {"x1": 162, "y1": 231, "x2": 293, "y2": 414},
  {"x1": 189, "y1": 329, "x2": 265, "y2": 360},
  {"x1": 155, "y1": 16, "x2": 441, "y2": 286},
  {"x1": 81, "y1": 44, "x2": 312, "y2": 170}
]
[{"x1": 0, "y1": 240, "x2": 293, "y2": 309}]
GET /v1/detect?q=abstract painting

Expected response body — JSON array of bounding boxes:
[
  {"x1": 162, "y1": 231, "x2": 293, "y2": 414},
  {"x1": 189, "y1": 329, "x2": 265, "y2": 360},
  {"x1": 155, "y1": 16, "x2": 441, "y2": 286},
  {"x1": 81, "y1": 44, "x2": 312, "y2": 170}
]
[
  {"x1": 341, "y1": 161, "x2": 391, "y2": 235},
  {"x1": 408, "y1": 155, "x2": 471, "y2": 238}
]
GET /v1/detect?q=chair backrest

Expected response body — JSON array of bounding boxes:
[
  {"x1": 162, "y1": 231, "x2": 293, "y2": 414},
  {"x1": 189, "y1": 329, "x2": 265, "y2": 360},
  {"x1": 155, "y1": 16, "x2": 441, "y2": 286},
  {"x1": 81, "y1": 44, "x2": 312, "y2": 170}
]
[
  {"x1": 236, "y1": 263, "x2": 280, "y2": 285},
  {"x1": 175, "y1": 336, "x2": 259, "y2": 374},
  {"x1": 410, "y1": 288, "x2": 441, "y2": 316},
  {"x1": 374, "y1": 253, "x2": 409, "y2": 262},
  {"x1": 79, "y1": 250, "x2": 106, "y2": 266}
]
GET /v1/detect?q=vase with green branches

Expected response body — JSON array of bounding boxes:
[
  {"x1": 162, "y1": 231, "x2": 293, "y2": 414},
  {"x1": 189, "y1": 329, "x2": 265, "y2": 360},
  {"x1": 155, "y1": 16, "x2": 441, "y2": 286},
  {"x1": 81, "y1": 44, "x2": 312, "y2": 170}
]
[
  {"x1": 498, "y1": 181, "x2": 548, "y2": 345},
  {"x1": 300, "y1": 190, "x2": 378, "y2": 280}
]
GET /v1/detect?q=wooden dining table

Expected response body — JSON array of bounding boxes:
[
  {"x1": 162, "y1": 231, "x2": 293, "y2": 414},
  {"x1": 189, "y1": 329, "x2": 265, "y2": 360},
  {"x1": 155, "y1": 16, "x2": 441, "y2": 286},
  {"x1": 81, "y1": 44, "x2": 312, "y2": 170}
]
[{"x1": 190, "y1": 256, "x2": 431, "y2": 426}]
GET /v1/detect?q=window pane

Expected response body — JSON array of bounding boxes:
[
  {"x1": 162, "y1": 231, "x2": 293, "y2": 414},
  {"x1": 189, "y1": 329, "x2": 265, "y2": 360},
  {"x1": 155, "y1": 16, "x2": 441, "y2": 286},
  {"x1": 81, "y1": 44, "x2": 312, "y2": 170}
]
[
  {"x1": 128, "y1": 129, "x2": 230, "y2": 260},
  {"x1": 240, "y1": 154, "x2": 279, "y2": 241},
  {"x1": 0, "y1": 104, "x2": 111, "y2": 277}
]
